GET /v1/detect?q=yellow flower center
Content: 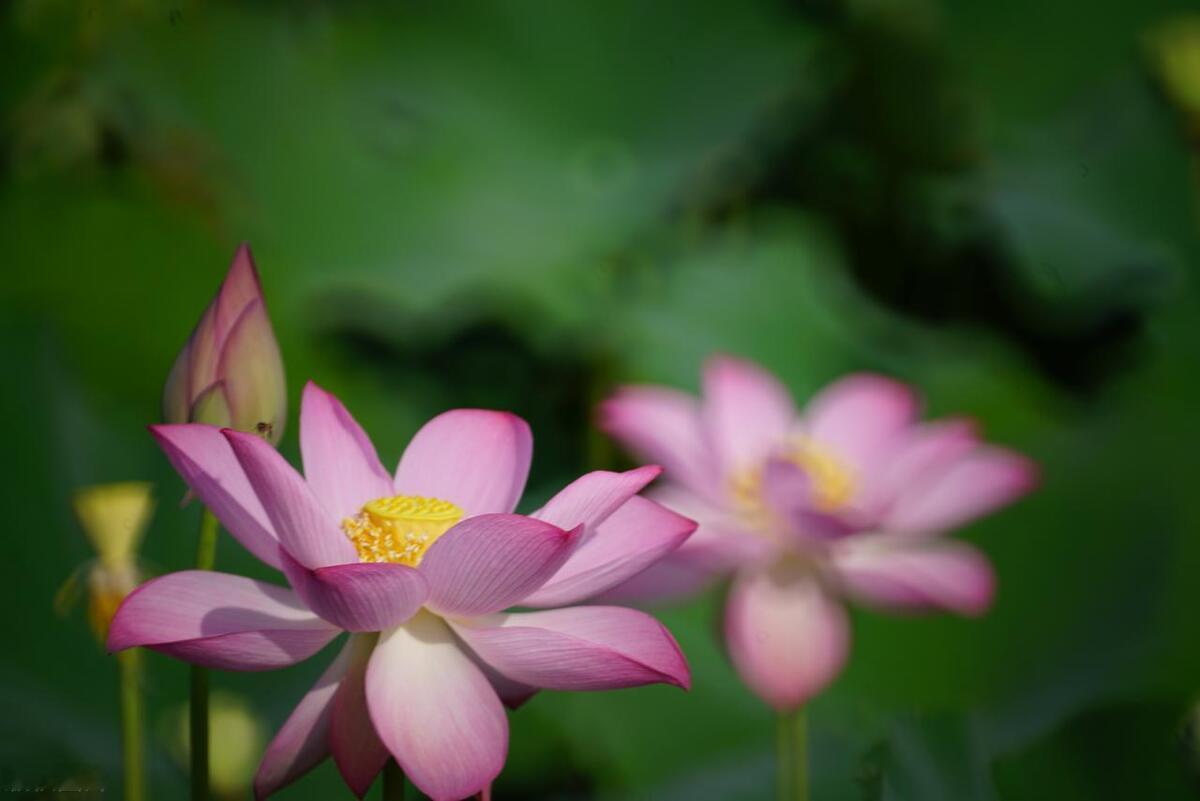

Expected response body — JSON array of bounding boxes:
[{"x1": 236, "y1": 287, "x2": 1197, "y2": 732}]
[
  {"x1": 729, "y1": 438, "x2": 856, "y2": 528},
  {"x1": 342, "y1": 495, "x2": 464, "y2": 566}
]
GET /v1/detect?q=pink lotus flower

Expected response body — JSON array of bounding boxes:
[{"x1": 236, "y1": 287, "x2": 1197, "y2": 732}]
[
  {"x1": 109, "y1": 383, "x2": 695, "y2": 800},
  {"x1": 163, "y1": 244, "x2": 287, "y2": 445},
  {"x1": 600, "y1": 356, "x2": 1037, "y2": 710}
]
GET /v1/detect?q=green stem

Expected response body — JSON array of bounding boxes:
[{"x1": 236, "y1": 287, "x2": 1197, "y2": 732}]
[
  {"x1": 382, "y1": 759, "x2": 406, "y2": 801},
  {"x1": 776, "y1": 707, "x2": 808, "y2": 801},
  {"x1": 118, "y1": 649, "x2": 145, "y2": 801},
  {"x1": 190, "y1": 508, "x2": 219, "y2": 801}
]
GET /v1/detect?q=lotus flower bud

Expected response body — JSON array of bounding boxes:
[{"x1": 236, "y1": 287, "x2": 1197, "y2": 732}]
[
  {"x1": 65, "y1": 482, "x2": 155, "y2": 641},
  {"x1": 163, "y1": 244, "x2": 286, "y2": 445}
]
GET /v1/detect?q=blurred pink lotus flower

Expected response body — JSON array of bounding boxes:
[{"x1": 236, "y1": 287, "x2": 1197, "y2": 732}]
[
  {"x1": 600, "y1": 355, "x2": 1037, "y2": 711},
  {"x1": 163, "y1": 244, "x2": 286, "y2": 445},
  {"x1": 110, "y1": 383, "x2": 694, "y2": 801}
]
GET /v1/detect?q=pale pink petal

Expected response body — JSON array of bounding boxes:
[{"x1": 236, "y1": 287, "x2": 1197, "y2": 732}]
[
  {"x1": 255, "y1": 638, "x2": 353, "y2": 800},
  {"x1": 162, "y1": 339, "x2": 193, "y2": 425},
  {"x1": 224, "y1": 429, "x2": 356, "y2": 568},
  {"x1": 107, "y1": 570, "x2": 339, "y2": 671},
  {"x1": 420, "y1": 514, "x2": 579, "y2": 617},
  {"x1": 884, "y1": 447, "x2": 1038, "y2": 535},
  {"x1": 803, "y1": 373, "x2": 919, "y2": 471},
  {"x1": 299, "y1": 382, "x2": 393, "y2": 520},
  {"x1": 149, "y1": 424, "x2": 282, "y2": 569},
  {"x1": 702, "y1": 355, "x2": 796, "y2": 477},
  {"x1": 281, "y1": 552, "x2": 428, "y2": 632},
  {"x1": 598, "y1": 386, "x2": 718, "y2": 497},
  {"x1": 724, "y1": 563, "x2": 850, "y2": 710},
  {"x1": 451, "y1": 606, "x2": 689, "y2": 691},
  {"x1": 366, "y1": 612, "x2": 507, "y2": 801},
  {"x1": 218, "y1": 299, "x2": 286, "y2": 444},
  {"x1": 761, "y1": 458, "x2": 856, "y2": 543},
  {"x1": 593, "y1": 553, "x2": 726, "y2": 604},
  {"x1": 522, "y1": 496, "x2": 697, "y2": 607},
  {"x1": 857, "y1": 418, "x2": 979, "y2": 520},
  {"x1": 331, "y1": 635, "x2": 389, "y2": 798},
  {"x1": 474, "y1": 655, "x2": 539, "y2": 710},
  {"x1": 532, "y1": 465, "x2": 662, "y2": 540},
  {"x1": 214, "y1": 243, "x2": 265, "y2": 343},
  {"x1": 833, "y1": 541, "x2": 995, "y2": 615},
  {"x1": 394, "y1": 409, "x2": 531, "y2": 515}
]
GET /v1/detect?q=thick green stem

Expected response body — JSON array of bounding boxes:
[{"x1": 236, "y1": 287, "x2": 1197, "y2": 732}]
[
  {"x1": 190, "y1": 508, "x2": 219, "y2": 801},
  {"x1": 118, "y1": 649, "x2": 145, "y2": 801},
  {"x1": 776, "y1": 707, "x2": 808, "y2": 801},
  {"x1": 382, "y1": 759, "x2": 406, "y2": 801}
]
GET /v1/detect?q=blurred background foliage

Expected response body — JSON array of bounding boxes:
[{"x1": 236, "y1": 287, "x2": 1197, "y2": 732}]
[{"x1": 2, "y1": 0, "x2": 1200, "y2": 798}]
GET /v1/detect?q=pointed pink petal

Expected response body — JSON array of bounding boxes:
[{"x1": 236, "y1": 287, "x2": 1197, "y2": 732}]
[
  {"x1": 300, "y1": 382, "x2": 393, "y2": 520},
  {"x1": 532, "y1": 465, "x2": 662, "y2": 540},
  {"x1": 331, "y1": 635, "x2": 389, "y2": 798},
  {"x1": 451, "y1": 606, "x2": 689, "y2": 691},
  {"x1": 281, "y1": 551, "x2": 428, "y2": 632},
  {"x1": 724, "y1": 563, "x2": 850, "y2": 710},
  {"x1": 218, "y1": 299, "x2": 287, "y2": 444},
  {"x1": 394, "y1": 409, "x2": 531, "y2": 515},
  {"x1": 803, "y1": 373, "x2": 919, "y2": 471},
  {"x1": 762, "y1": 459, "x2": 856, "y2": 543},
  {"x1": 522, "y1": 496, "x2": 697, "y2": 607},
  {"x1": 150, "y1": 424, "x2": 283, "y2": 569},
  {"x1": 366, "y1": 613, "x2": 507, "y2": 801},
  {"x1": 224, "y1": 429, "x2": 356, "y2": 568},
  {"x1": 214, "y1": 243, "x2": 265, "y2": 344},
  {"x1": 833, "y1": 541, "x2": 995, "y2": 615},
  {"x1": 419, "y1": 514, "x2": 579, "y2": 617},
  {"x1": 883, "y1": 447, "x2": 1038, "y2": 535},
  {"x1": 702, "y1": 355, "x2": 796, "y2": 477},
  {"x1": 255, "y1": 639, "x2": 352, "y2": 800},
  {"x1": 108, "y1": 570, "x2": 339, "y2": 671},
  {"x1": 858, "y1": 418, "x2": 979, "y2": 519},
  {"x1": 598, "y1": 386, "x2": 718, "y2": 497}
]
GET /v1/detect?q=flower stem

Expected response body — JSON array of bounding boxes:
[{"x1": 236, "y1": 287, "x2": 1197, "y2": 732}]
[
  {"x1": 190, "y1": 508, "x2": 219, "y2": 801},
  {"x1": 776, "y1": 706, "x2": 808, "y2": 801},
  {"x1": 382, "y1": 759, "x2": 406, "y2": 801},
  {"x1": 118, "y1": 649, "x2": 145, "y2": 801}
]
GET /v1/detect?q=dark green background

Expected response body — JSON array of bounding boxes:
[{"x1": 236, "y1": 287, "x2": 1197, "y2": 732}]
[{"x1": 3, "y1": 0, "x2": 1200, "y2": 798}]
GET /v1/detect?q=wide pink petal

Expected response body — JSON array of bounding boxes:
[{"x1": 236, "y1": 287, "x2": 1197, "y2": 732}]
[
  {"x1": 255, "y1": 638, "x2": 352, "y2": 800},
  {"x1": 532, "y1": 465, "x2": 662, "y2": 541},
  {"x1": 702, "y1": 355, "x2": 796, "y2": 477},
  {"x1": 473, "y1": 654, "x2": 539, "y2": 710},
  {"x1": 761, "y1": 458, "x2": 856, "y2": 543},
  {"x1": 598, "y1": 386, "x2": 718, "y2": 497},
  {"x1": 366, "y1": 612, "x2": 507, "y2": 801},
  {"x1": 724, "y1": 563, "x2": 850, "y2": 710},
  {"x1": 149, "y1": 424, "x2": 282, "y2": 569},
  {"x1": 299, "y1": 382, "x2": 393, "y2": 520},
  {"x1": 331, "y1": 635, "x2": 389, "y2": 799},
  {"x1": 394, "y1": 409, "x2": 531, "y2": 515},
  {"x1": 107, "y1": 570, "x2": 339, "y2": 671},
  {"x1": 857, "y1": 418, "x2": 979, "y2": 520},
  {"x1": 883, "y1": 447, "x2": 1038, "y2": 535},
  {"x1": 281, "y1": 552, "x2": 428, "y2": 632},
  {"x1": 522, "y1": 496, "x2": 697, "y2": 607},
  {"x1": 833, "y1": 540, "x2": 995, "y2": 615},
  {"x1": 802, "y1": 373, "x2": 919, "y2": 472},
  {"x1": 451, "y1": 606, "x2": 689, "y2": 691},
  {"x1": 224, "y1": 429, "x2": 356, "y2": 568},
  {"x1": 419, "y1": 514, "x2": 579, "y2": 617}
]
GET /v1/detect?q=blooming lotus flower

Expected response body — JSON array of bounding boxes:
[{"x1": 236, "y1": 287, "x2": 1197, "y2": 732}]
[
  {"x1": 109, "y1": 383, "x2": 694, "y2": 800},
  {"x1": 600, "y1": 356, "x2": 1037, "y2": 710},
  {"x1": 163, "y1": 244, "x2": 286, "y2": 444}
]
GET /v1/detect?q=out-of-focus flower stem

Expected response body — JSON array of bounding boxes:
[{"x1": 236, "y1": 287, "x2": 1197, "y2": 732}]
[
  {"x1": 118, "y1": 649, "x2": 145, "y2": 801},
  {"x1": 776, "y1": 707, "x2": 808, "y2": 801},
  {"x1": 383, "y1": 759, "x2": 406, "y2": 800},
  {"x1": 190, "y1": 508, "x2": 219, "y2": 801}
]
